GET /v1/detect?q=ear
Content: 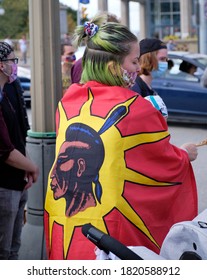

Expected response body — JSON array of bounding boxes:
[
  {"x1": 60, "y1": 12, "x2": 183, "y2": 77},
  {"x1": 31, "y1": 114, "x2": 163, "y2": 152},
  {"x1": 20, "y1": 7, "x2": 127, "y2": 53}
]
[
  {"x1": 107, "y1": 61, "x2": 118, "y2": 76},
  {"x1": 77, "y1": 158, "x2": 86, "y2": 177}
]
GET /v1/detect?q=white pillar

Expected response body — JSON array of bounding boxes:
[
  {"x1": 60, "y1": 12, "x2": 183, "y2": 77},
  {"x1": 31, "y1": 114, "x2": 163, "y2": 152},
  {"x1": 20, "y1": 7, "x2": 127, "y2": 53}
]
[
  {"x1": 199, "y1": 0, "x2": 207, "y2": 54},
  {"x1": 180, "y1": 0, "x2": 191, "y2": 39},
  {"x1": 120, "y1": 0, "x2": 129, "y2": 26},
  {"x1": 139, "y1": 2, "x2": 146, "y2": 39},
  {"x1": 98, "y1": 0, "x2": 108, "y2": 12},
  {"x1": 29, "y1": 0, "x2": 62, "y2": 132}
]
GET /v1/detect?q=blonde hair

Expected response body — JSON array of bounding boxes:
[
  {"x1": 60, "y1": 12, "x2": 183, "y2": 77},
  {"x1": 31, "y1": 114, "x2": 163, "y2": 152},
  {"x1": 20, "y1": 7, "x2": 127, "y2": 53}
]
[{"x1": 139, "y1": 51, "x2": 158, "y2": 75}]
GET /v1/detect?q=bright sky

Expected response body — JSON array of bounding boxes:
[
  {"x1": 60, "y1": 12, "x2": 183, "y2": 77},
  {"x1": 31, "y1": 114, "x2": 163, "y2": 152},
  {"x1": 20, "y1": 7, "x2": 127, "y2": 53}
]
[{"x1": 59, "y1": 0, "x2": 140, "y2": 36}]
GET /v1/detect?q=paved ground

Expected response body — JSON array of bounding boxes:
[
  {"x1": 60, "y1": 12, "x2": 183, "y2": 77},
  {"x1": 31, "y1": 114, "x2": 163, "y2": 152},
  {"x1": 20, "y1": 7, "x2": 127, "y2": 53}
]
[{"x1": 169, "y1": 122, "x2": 207, "y2": 213}]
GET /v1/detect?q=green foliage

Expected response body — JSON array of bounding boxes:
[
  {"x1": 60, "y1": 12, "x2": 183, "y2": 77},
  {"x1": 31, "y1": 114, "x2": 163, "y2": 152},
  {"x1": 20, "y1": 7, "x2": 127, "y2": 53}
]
[
  {"x1": 67, "y1": 7, "x2": 77, "y2": 22},
  {"x1": 0, "y1": 0, "x2": 29, "y2": 39},
  {"x1": 0, "y1": 1, "x2": 85, "y2": 40},
  {"x1": 67, "y1": 7, "x2": 77, "y2": 35},
  {"x1": 67, "y1": 6, "x2": 89, "y2": 34}
]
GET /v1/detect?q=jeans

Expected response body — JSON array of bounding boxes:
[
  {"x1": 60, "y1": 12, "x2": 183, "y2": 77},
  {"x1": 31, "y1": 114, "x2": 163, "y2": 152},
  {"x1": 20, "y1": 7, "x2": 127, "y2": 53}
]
[
  {"x1": 0, "y1": 187, "x2": 28, "y2": 260},
  {"x1": 21, "y1": 51, "x2": 27, "y2": 64}
]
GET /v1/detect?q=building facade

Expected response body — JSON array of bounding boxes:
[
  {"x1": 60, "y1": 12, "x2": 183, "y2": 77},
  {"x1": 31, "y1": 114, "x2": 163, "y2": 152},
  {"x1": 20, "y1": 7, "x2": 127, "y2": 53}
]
[
  {"x1": 98, "y1": 0, "x2": 197, "y2": 38},
  {"x1": 112, "y1": 0, "x2": 197, "y2": 40},
  {"x1": 98, "y1": 0, "x2": 207, "y2": 53},
  {"x1": 138, "y1": 0, "x2": 199, "y2": 40}
]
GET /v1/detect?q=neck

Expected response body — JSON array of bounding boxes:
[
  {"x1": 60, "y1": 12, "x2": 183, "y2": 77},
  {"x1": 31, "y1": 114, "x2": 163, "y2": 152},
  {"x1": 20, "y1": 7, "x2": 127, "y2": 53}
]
[
  {"x1": 65, "y1": 183, "x2": 96, "y2": 217},
  {"x1": 140, "y1": 74, "x2": 152, "y2": 88}
]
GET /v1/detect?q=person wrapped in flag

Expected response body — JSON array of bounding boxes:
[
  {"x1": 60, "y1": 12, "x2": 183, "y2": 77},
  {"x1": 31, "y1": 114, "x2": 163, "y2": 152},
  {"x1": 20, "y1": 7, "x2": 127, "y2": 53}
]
[{"x1": 44, "y1": 13, "x2": 198, "y2": 260}]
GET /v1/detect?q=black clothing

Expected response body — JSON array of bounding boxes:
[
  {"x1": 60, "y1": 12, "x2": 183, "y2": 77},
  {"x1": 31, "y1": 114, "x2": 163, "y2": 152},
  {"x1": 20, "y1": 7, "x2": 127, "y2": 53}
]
[
  {"x1": 0, "y1": 79, "x2": 30, "y2": 190},
  {"x1": 131, "y1": 76, "x2": 155, "y2": 97}
]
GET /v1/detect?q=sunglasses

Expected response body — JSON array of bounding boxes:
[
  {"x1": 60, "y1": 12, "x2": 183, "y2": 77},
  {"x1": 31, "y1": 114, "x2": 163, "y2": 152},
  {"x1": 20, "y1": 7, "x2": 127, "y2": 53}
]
[{"x1": 0, "y1": 57, "x2": 19, "y2": 64}]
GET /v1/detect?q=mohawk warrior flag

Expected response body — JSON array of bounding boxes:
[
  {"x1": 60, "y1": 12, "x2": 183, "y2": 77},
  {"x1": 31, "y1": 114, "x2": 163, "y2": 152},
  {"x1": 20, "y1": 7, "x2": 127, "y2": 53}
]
[{"x1": 44, "y1": 81, "x2": 197, "y2": 260}]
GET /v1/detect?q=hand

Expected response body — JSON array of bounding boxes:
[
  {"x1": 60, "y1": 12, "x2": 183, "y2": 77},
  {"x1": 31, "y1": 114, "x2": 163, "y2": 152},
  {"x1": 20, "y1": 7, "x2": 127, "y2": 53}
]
[
  {"x1": 180, "y1": 143, "x2": 198, "y2": 161},
  {"x1": 24, "y1": 173, "x2": 33, "y2": 190},
  {"x1": 24, "y1": 165, "x2": 39, "y2": 190},
  {"x1": 31, "y1": 165, "x2": 40, "y2": 183}
]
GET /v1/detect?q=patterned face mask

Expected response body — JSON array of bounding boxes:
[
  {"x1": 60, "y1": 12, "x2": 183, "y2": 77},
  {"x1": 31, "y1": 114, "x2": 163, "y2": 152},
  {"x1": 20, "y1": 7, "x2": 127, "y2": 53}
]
[
  {"x1": 65, "y1": 54, "x2": 76, "y2": 63},
  {"x1": 2, "y1": 62, "x2": 18, "y2": 83},
  {"x1": 121, "y1": 67, "x2": 137, "y2": 88},
  {"x1": 8, "y1": 63, "x2": 18, "y2": 83}
]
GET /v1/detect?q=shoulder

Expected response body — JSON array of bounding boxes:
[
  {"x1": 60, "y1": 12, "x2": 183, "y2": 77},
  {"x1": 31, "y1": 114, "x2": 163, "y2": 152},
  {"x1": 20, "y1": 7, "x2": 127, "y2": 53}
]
[
  {"x1": 131, "y1": 76, "x2": 142, "y2": 92},
  {"x1": 131, "y1": 76, "x2": 153, "y2": 97},
  {"x1": 12, "y1": 78, "x2": 24, "y2": 93},
  {"x1": 71, "y1": 58, "x2": 83, "y2": 83}
]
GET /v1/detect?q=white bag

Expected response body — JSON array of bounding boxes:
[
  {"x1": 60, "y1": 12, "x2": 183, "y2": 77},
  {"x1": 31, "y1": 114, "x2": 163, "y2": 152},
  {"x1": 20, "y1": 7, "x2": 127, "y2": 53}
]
[
  {"x1": 95, "y1": 246, "x2": 164, "y2": 260},
  {"x1": 93, "y1": 209, "x2": 207, "y2": 260},
  {"x1": 160, "y1": 209, "x2": 207, "y2": 260}
]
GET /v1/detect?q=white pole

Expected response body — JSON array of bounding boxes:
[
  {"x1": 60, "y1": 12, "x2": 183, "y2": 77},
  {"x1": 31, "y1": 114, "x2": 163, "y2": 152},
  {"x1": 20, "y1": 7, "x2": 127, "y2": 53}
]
[
  {"x1": 77, "y1": 0, "x2": 81, "y2": 25},
  {"x1": 199, "y1": 0, "x2": 207, "y2": 54}
]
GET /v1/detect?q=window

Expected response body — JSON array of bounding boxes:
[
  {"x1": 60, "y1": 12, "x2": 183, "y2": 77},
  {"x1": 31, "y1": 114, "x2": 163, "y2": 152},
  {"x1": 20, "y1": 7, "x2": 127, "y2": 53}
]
[
  {"x1": 149, "y1": 0, "x2": 180, "y2": 39},
  {"x1": 165, "y1": 58, "x2": 199, "y2": 82}
]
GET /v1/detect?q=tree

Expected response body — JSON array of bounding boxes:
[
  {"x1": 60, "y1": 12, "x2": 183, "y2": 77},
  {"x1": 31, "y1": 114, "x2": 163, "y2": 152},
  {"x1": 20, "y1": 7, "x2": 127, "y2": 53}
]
[
  {"x1": 0, "y1": 0, "x2": 29, "y2": 39},
  {"x1": 67, "y1": 7, "x2": 77, "y2": 36},
  {"x1": 0, "y1": 1, "x2": 81, "y2": 41},
  {"x1": 66, "y1": 6, "x2": 89, "y2": 34}
]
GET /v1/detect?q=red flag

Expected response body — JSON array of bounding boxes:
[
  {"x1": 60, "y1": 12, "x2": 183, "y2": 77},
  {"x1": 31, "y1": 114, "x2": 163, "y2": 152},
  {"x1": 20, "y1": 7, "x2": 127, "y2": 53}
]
[{"x1": 44, "y1": 81, "x2": 197, "y2": 259}]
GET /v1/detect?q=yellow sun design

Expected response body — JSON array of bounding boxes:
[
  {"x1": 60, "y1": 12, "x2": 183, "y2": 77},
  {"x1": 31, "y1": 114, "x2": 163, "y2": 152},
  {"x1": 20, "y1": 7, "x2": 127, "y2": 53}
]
[{"x1": 45, "y1": 89, "x2": 173, "y2": 258}]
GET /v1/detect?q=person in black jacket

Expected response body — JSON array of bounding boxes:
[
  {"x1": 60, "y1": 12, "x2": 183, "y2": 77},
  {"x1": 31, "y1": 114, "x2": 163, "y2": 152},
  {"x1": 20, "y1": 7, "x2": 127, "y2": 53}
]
[
  {"x1": 131, "y1": 38, "x2": 168, "y2": 120},
  {"x1": 0, "y1": 42, "x2": 39, "y2": 259}
]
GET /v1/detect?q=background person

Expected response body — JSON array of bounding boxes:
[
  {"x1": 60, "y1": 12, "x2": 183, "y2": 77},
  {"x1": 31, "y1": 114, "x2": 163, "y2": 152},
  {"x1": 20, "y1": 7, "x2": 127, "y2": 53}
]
[
  {"x1": 61, "y1": 42, "x2": 76, "y2": 95},
  {"x1": 0, "y1": 42, "x2": 39, "y2": 260},
  {"x1": 166, "y1": 39, "x2": 177, "y2": 51},
  {"x1": 179, "y1": 60, "x2": 197, "y2": 75},
  {"x1": 131, "y1": 38, "x2": 168, "y2": 120},
  {"x1": 44, "y1": 14, "x2": 198, "y2": 260},
  {"x1": 18, "y1": 34, "x2": 28, "y2": 64}
]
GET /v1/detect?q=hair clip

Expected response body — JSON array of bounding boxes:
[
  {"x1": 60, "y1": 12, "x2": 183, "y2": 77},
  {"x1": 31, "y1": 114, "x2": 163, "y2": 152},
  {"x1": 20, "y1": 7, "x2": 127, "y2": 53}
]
[{"x1": 84, "y1": 21, "x2": 99, "y2": 38}]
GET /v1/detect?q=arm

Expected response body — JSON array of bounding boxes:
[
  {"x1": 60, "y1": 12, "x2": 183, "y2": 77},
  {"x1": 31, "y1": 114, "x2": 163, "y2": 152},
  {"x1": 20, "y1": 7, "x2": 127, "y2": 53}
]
[
  {"x1": 0, "y1": 107, "x2": 39, "y2": 186},
  {"x1": 5, "y1": 149, "x2": 39, "y2": 183},
  {"x1": 180, "y1": 143, "x2": 198, "y2": 162}
]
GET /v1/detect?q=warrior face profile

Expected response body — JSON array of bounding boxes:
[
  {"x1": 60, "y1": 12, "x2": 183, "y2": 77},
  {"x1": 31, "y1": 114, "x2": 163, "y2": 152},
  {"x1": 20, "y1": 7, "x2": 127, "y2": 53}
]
[{"x1": 50, "y1": 123, "x2": 104, "y2": 217}]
